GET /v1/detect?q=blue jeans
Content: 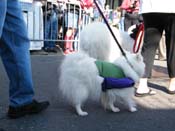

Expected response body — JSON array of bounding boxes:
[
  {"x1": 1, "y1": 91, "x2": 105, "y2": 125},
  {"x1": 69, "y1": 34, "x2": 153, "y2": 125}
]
[
  {"x1": 0, "y1": 0, "x2": 34, "y2": 107},
  {"x1": 44, "y1": 12, "x2": 58, "y2": 48},
  {"x1": 119, "y1": 17, "x2": 125, "y2": 31}
]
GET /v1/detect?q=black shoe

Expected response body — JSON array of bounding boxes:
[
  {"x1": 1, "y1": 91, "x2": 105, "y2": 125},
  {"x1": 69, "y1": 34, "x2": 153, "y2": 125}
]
[
  {"x1": 49, "y1": 47, "x2": 58, "y2": 53},
  {"x1": 43, "y1": 47, "x2": 58, "y2": 53},
  {"x1": 167, "y1": 90, "x2": 175, "y2": 94},
  {"x1": 43, "y1": 47, "x2": 51, "y2": 52},
  {"x1": 7, "y1": 100, "x2": 50, "y2": 119}
]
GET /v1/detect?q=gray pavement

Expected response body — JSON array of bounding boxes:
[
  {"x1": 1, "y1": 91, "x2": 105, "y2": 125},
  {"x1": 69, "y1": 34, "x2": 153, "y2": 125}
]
[{"x1": 0, "y1": 51, "x2": 175, "y2": 131}]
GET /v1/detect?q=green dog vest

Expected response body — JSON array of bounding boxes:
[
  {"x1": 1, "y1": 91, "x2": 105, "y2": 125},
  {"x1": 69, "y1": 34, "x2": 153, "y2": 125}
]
[{"x1": 95, "y1": 60, "x2": 125, "y2": 78}]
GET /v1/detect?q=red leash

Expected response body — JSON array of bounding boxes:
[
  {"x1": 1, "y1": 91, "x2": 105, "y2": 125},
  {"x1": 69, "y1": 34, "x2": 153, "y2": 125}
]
[{"x1": 133, "y1": 23, "x2": 144, "y2": 53}]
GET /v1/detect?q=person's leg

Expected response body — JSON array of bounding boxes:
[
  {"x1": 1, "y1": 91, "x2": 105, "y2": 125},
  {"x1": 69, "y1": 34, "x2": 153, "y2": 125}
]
[
  {"x1": 0, "y1": 0, "x2": 34, "y2": 107},
  {"x1": 0, "y1": 0, "x2": 6, "y2": 38},
  {"x1": 0, "y1": 0, "x2": 49, "y2": 118},
  {"x1": 136, "y1": 13, "x2": 164, "y2": 95},
  {"x1": 64, "y1": 12, "x2": 71, "y2": 54},
  {"x1": 51, "y1": 12, "x2": 58, "y2": 48},
  {"x1": 158, "y1": 31, "x2": 166, "y2": 60},
  {"x1": 72, "y1": 13, "x2": 79, "y2": 51},
  {"x1": 168, "y1": 78, "x2": 175, "y2": 93},
  {"x1": 64, "y1": 28, "x2": 74, "y2": 54},
  {"x1": 64, "y1": 12, "x2": 77, "y2": 54},
  {"x1": 124, "y1": 15, "x2": 131, "y2": 31},
  {"x1": 43, "y1": 17, "x2": 51, "y2": 50},
  {"x1": 43, "y1": 11, "x2": 58, "y2": 53},
  {"x1": 165, "y1": 14, "x2": 175, "y2": 93},
  {"x1": 119, "y1": 17, "x2": 125, "y2": 31},
  {"x1": 132, "y1": 13, "x2": 141, "y2": 26}
]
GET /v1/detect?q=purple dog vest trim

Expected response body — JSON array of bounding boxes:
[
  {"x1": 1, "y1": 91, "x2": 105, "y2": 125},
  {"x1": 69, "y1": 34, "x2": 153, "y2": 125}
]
[{"x1": 102, "y1": 77, "x2": 135, "y2": 92}]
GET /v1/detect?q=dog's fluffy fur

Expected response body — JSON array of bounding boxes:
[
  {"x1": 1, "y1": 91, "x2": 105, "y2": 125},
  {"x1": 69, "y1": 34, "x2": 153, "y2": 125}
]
[
  {"x1": 79, "y1": 22, "x2": 135, "y2": 62},
  {"x1": 59, "y1": 51, "x2": 145, "y2": 116}
]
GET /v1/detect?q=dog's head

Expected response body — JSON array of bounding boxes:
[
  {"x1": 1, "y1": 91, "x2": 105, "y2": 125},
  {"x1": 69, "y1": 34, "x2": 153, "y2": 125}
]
[
  {"x1": 127, "y1": 52, "x2": 145, "y2": 77},
  {"x1": 113, "y1": 51, "x2": 145, "y2": 82}
]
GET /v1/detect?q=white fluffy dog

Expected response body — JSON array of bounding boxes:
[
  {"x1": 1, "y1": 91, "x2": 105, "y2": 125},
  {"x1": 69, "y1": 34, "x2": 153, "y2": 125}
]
[
  {"x1": 58, "y1": 51, "x2": 145, "y2": 116},
  {"x1": 79, "y1": 22, "x2": 135, "y2": 62}
]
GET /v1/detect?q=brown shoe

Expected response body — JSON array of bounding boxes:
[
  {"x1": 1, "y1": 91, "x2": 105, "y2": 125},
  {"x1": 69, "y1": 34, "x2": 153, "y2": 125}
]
[{"x1": 7, "y1": 100, "x2": 50, "y2": 119}]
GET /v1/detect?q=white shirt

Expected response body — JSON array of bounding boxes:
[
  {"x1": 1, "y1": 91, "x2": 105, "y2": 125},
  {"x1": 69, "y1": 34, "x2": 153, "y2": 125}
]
[{"x1": 139, "y1": 0, "x2": 175, "y2": 14}]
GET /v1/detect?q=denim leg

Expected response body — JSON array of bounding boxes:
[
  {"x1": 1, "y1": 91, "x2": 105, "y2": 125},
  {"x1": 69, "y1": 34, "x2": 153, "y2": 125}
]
[
  {"x1": 0, "y1": 0, "x2": 34, "y2": 107},
  {"x1": 44, "y1": 18, "x2": 51, "y2": 48},
  {"x1": 119, "y1": 17, "x2": 125, "y2": 31},
  {"x1": 44, "y1": 12, "x2": 58, "y2": 48},
  {"x1": 0, "y1": 0, "x2": 6, "y2": 37},
  {"x1": 50, "y1": 12, "x2": 58, "y2": 47}
]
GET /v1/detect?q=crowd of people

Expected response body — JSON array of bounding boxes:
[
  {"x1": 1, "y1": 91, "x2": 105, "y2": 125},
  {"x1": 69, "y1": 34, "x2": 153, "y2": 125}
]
[
  {"x1": 36, "y1": 0, "x2": 126, "y2": 54},
  {"x1": 40, "y1": 0, "x2": 93, "y2": 54}
]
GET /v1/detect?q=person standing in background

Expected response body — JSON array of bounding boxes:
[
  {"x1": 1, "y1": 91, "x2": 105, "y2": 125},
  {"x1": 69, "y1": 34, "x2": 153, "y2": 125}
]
[
  {"x1": 63, "y1": 0, "x2": 80, "y2": 54},
  {"x1": 42, "y1": 0, "x2": 59, "y2": 53},
  {"x1": 93, "y1": 0, "x2": 106, "y2": 22},
  {"x1": 135, "y1": 0, "x2": 175, "y2": 96},
  {"x1": 118, "y1": 6, "x2": 125, "y2": 31},
  {"x1": 63, "y1": 0, "x2": 94, "y2": 54},
  {"x1": 120, "y1": 0, "x2": 141, "y2": 31}
]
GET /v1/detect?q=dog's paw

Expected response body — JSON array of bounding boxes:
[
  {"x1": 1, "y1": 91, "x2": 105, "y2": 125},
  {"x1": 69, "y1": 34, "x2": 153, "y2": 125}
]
[
  {"x1": 112, "y1": 107, "x2": 120, "y2": 113},
  {"x1": 77, "y1": 111, "x2": 88, "y2": 116},
  {"x1": 129, "y1": 107, "x2": 137, "y2": 112},
  {"x1": 76, "y1": 104, "x2": 88, "y2": 116},
  {"x1": 109, "y1": 106, "x2": 120, "y2": 113}
]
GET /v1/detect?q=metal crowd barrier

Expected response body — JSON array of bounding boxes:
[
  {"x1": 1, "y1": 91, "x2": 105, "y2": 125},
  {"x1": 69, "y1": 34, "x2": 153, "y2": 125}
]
[{"x1": 20, "y1": 1, "x2": 92, "y2": 52}]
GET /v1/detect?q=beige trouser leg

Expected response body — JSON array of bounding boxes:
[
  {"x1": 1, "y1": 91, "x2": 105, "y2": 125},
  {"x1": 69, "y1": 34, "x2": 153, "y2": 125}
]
[{"x1": 158, "y1": 31, "x2": 166, "y2": 60}]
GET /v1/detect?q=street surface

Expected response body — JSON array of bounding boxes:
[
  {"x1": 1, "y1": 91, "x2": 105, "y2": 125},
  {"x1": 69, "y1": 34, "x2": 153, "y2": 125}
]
[{"x1": 0, "y1": 51, "x2": 175, "y2": 131}]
